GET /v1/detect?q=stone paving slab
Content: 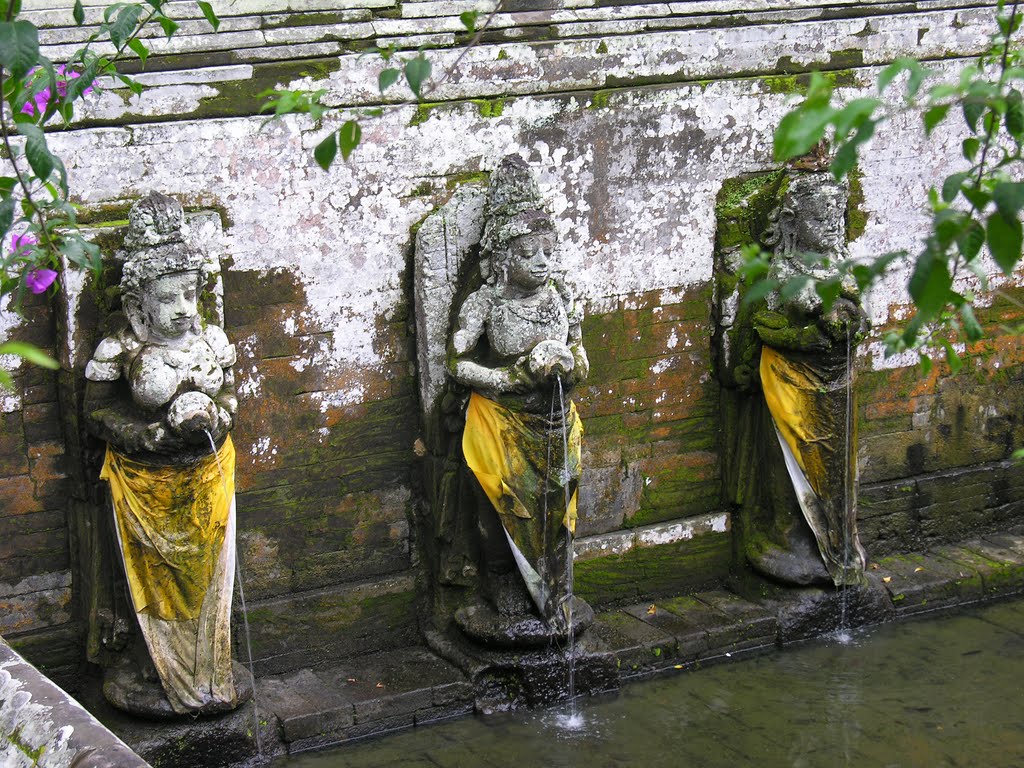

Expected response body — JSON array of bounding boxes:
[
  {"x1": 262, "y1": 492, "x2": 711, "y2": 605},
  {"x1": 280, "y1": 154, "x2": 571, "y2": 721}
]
[
  {"x1": 873, "y1": 551, "x2": 985, "y2": 616},
  {"x1": 582, "y1": 609, "x2": 677, "y2": 675}
]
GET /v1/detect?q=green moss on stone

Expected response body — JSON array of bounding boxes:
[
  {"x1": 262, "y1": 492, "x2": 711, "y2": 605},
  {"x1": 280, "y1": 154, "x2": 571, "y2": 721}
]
[
  {"x1": 846, "y1": 165, "x2": 867, "y2": 240},
  {"x1": 574, "y1": 532, "x2": 731, "y2": 607},
  {"x1": 474, "y1": 97, "x2": 505, "y2": 118},
  {"x1": 445, "y1": 170, "x2": 490, "y2": 190},
  {"x1": 409, "y1": 102, "x2": 440, "y2": 127},
  {"x1": 596, "y1": 41, "x2": 608, "y2": 54},
  {"x1": 497, "y1": 48, "x2": 509, "y2": 60},
  {"x1": 588, "y1": 90, "x2": 611, "y2": 109}
]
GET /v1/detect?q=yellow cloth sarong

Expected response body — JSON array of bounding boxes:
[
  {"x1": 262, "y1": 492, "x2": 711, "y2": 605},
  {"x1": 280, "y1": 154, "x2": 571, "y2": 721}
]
[
  {"x1": 101, "y1": 437, "x2": 235, "y2": 622},
  {"x1": 462, "y1": 392, "x2": 582, "y2": 615},
  {"x1": 760, "y1": 346, "x2": 865, "y2": 585}
]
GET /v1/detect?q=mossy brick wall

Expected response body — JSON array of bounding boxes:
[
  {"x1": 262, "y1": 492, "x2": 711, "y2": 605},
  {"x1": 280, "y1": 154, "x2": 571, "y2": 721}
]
[
  {"x1": 0, "y1": 291, "x2": 75, "y2": 673},
  {"x1": 857, "y1": 288, "x2": 1024, "y2": 558},
  {"x1": 219, "y1": 266, "x2": 421, "y2": 671},
  {"x1": 576, "y1": 285, "x2": 720, "y2": 535},
  {"x1": 222, "y1": 268, "x2": 417, "y2": 594},
  {"x1": 570, "y1": 285, "x2": 732, "y2": 606}
]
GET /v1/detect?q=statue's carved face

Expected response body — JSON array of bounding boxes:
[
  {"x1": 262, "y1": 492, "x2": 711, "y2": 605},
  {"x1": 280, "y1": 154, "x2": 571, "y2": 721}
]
[
  {"x1": 506, "y1": 231, "x2": 555, "y2": 291},
  {"x1": 140, "y1": 271, "x2": 200, "y2": 342}
]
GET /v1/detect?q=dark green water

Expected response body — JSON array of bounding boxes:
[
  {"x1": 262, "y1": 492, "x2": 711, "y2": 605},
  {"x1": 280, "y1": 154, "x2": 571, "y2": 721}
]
[{"x1": 279, "y1": 600, "x2": 1024, "y2": 768}]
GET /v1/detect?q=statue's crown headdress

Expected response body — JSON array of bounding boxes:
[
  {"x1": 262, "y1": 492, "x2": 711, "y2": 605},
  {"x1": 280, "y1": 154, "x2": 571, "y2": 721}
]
[
  {"x1": 479, "y1": 155, "x2": 555, "y2": 281},
  {"x1": 119, "y1": 192, "x2": 205, "y2": 298}
]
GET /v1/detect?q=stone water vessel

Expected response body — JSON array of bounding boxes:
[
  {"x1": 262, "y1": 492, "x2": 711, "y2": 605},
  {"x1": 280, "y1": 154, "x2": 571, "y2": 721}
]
[
  {"x1": 83, "y1": 192, "x2": 251, "y2": 717},
  {"x1": 716, "y1": 162, "x2": 869, "y2": 588}
]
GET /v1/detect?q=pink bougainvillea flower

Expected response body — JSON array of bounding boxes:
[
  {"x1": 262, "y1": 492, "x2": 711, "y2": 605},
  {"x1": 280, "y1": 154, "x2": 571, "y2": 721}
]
[
  {"x1": 20, "y1": 65, "x2": 94, "y2": 117},
  {"x1": 26, "y1": 268, "x2": 58, "y2": 294}
]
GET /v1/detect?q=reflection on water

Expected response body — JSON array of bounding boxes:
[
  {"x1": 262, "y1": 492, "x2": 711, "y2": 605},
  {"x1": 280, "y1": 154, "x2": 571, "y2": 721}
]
[{"x1": 277, "y1": 601, "x2": 1024, "y2": 768}]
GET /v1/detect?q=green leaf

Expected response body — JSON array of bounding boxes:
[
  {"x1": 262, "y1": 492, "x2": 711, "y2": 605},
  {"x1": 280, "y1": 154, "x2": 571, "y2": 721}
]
[
  {"x1": 404, "y1": 55, "x2": 431, "y2": 98},
  {"x1": 815, "y1": 278, "x2": 842, "y2": 311},
  {"x1": 959, "y1": 303, "x2": 984, "y2": 342},
  {"x1": 0, "y1": 20, "x2": 40, "y2": 80},
  {"x1": 378, "y1": 67, "x2": 400, "y2": 93},
  {"x1": 0, "y1": 198, "x2": 13, "y2": 239},
  {"x1": 314, "y1": 131, "x2": 338, "y2": 171},
  {"x1": 16, "y1": 124, "x2": 54, "y2": 182},
  {"x1": 831, "y1": 118, "x2": 875, "y2": 180},
  {"x1": 956, "y1": 218, "x2": 985, "y2": 261},
  {"x1": 908, "y1": 251, "x2": 952, "y2": 319},
  {"x1": 459, "y1": 10, "x2": 480, "y2": 31},
  {"x1": 339, "y1": 119, "x2": 361, "y2": 160},
  {"x1": 158, "y1": 16, "x2": 179, "y2": 39},
  {"x1": 773, "y1": 103, "x2": 836, "y2": 161},
  {"x1": 941, "y1": 171, "x2": 968, "y2": 203},
  {"x1": 73, "y1": 0, "x2": 85, "y2": 25},
  {"x1": 1007, "y1": 89, "x2": 1024, "y2": 141},
  {"x1": 779, "y1": 274, "x2": 810, "y2": 302},
  {"x1": 127, "y1": 37, "x2": 149, "y2": 66},
  {"x1": 0, "y1": 341, "x2": 59, "y2": 370},
  {"x1": 918, "y1": 352, "x2": 932, "y2": 376},
  {"x1": 987, "y1": 210, "x2": 1023, "y2": 274},
  {"x1": 939, "y1": 339, "x2": 963, "y2": 373},
  {"x1": 833, "y1": 98, "x2": 879, "y2": 140},
  {"x1": 993, "y1": 181, "x2": 1024, "y2": 221},
  {"x1": 108, "y1": 4, "x2": 142, "y2": 49},
  {"x1": 740, "y1": 278, "x2": 778, "y2": 306},
  {"x1": 197, "y1": 1, "x2": 220, "y2": 31},
  {"x1": 923, "y1": 103, "x2": 951, "y2": 135},
  {"x1": 877, "y1": 57, "x2": 916, "y2": 93},
  {"x1": 961, "y1": 184, "x2": 991, "y2": 211},
  {"x1": 962, "y1": 136, "x2": 981, "y2": 161},
  {"x1": 963, "y1": 100, "x2": 985, "y2": 133}
]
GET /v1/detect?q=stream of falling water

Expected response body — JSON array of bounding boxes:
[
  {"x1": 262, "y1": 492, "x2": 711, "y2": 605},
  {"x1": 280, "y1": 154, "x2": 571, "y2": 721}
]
[
  {"x1": 555, "y1": 376, "x2": 583, "y2": 730},
  {"x1": 835, "y1": 328, "x2": 854, "y2": 645},
  {"x1": 205, "y1": 430, "x2": 263, "y2": 758}
]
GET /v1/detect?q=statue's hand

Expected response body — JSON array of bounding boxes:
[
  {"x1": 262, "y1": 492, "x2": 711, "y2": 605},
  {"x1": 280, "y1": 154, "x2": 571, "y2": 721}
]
[
  {"x1": 506, "y1": 355, "x2": 536, "y2": 393},
  {"x1": 167, "y1": 391, "x2": 219, "y2": 443},
  {"x1": 823, "y1": 297, "x2": 866, "y2": 340},
  {"x1": 133, "y1": 421, "x2": 171, "y2": 453},
  {"x1": 528, "y1": 340, "x2": 575, "y2": 382}
]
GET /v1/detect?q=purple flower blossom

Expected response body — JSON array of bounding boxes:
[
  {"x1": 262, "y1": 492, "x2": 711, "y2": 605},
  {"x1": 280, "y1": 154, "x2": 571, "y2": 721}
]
[
  {"x1": 26, "y1": 268, "x2": 58, "y2": 294},
  {"x1": 9, "y1": 233, "x2": 37, "y2": 258},
  {"x1": 20, "y1": 65, "x2": 94, "y2": 118}
]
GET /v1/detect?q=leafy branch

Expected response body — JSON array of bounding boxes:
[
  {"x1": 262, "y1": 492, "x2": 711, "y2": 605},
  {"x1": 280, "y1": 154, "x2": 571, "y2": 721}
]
[{"x1": 260, "y1": 0, "x2": 507, "y2": 169}]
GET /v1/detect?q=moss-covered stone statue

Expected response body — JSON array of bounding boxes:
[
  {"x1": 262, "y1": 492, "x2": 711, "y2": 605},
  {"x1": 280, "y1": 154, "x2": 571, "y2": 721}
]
[
  {"x1": 414, "y1": 156, "x2": 593, "y2": 648},
  {"x1": 715, "y1": 165, "x2": 868, "y2": 587},
  {"x1": 83, "y1": 192, "x2": 249, "y2": 716}
]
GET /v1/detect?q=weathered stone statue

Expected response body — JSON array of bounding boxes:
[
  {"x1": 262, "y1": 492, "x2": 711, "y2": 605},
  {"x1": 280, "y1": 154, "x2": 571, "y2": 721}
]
[
  {"x1": 413, "y1": 157, "x2": 593, "y2": 651},
  {"x1": 83, "y1": 192, "x2": 247, "y2": 716},
  {"x1": 716, "y1": 166, "x2": 868, "y2": 587}
]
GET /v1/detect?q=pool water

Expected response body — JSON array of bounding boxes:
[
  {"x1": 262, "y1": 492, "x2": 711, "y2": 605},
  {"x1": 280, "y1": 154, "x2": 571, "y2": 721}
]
[{"x1": 277, "y1": 600, "x2": 1024, "y2": 767}]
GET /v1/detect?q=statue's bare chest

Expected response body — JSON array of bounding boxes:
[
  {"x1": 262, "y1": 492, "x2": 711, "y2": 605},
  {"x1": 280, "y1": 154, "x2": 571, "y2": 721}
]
[{"x1": 487, "y1": 287, "x2": 569, "y2": 359}]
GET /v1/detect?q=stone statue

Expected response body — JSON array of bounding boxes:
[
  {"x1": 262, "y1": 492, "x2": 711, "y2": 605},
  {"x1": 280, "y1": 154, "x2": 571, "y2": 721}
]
[
  {"x1": 716, "y1": 166, "x2": 868, "y2": 587},
  {"x1": 83, "y1": 192, "x2": 247, "y2": 716},
  {"x1": 446, "y1": 155, "x2": 592, "y2": 643}
]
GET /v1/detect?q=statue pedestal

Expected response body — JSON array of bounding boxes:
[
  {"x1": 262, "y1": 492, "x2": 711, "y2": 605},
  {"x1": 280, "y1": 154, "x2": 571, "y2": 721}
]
[
  {"x1": 427, "y1": 600, "x2": 618, "y2": 712},
  {"x1": 454, "y1": 595, "x2": 594, "y2": 649},
  {"x1": 103, "y1": 658, "x2": 253, "y2": 719}
]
